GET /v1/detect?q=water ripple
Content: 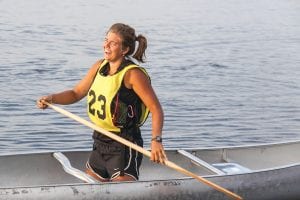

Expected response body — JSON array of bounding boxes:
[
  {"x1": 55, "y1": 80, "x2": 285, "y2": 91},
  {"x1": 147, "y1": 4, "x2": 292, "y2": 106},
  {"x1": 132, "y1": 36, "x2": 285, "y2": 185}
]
[{"x1": 1, "y1": 0, "x2": 300, "y2": 153}]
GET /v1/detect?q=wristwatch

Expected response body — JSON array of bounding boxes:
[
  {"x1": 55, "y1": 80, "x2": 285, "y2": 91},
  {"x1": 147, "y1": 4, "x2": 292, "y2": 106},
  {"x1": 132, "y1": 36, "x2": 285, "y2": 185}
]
[{"x1": 151, "y1": 135, "x2": 162, "y2": 143}]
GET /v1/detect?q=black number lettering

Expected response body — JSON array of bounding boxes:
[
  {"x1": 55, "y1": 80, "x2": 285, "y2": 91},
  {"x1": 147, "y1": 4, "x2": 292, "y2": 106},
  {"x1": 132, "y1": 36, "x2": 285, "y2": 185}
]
[
  {"x1": 88, "y1": 90, "x2": 106, "y2": 120},
  {"x1": 97, "y1": 95, "x2": 106, "y2": 120},
  {"x1": 88, "y1": 90, "x2": 96, "y2": 115}
]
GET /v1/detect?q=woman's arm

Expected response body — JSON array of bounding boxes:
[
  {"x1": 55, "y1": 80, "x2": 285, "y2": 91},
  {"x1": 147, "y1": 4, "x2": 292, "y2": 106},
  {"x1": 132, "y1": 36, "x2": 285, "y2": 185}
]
[
  {"x1": 37, "y1": 60, "x2": 102, "y2": 109},
  {"x1": 124, "y1": 68, "x2": 167, "y2": 164}
]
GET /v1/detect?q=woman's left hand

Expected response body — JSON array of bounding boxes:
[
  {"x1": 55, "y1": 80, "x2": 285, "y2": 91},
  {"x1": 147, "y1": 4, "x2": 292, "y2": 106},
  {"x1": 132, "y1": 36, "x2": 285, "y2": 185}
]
[{"x1": 150, "y1": 141, "x2": 167, "y2": 164}]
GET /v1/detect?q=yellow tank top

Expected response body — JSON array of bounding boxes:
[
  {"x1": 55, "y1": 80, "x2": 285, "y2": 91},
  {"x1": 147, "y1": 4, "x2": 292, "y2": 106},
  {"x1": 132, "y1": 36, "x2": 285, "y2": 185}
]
[{"x1": 87, "y1": 60, "x2": 150, "y2": 132}]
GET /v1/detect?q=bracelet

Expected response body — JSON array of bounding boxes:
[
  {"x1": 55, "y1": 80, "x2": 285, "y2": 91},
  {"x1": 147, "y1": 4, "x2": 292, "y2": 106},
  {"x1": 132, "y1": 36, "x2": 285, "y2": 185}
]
[{"x1": 49, "y1": 95, "x2": 53, "y2": 104}]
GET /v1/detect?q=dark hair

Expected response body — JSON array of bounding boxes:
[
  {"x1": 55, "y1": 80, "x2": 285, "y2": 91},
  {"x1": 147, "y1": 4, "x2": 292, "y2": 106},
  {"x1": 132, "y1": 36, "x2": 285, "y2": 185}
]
[{"x1": 108, "y1": 23, "x2": 147, "y2": 63}]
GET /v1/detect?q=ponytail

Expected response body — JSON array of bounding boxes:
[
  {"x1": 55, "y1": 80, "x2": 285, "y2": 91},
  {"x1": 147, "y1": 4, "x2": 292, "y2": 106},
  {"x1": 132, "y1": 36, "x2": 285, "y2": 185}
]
[{"x1": 133, "y1": 35, "x2": 147, "y2": 63}]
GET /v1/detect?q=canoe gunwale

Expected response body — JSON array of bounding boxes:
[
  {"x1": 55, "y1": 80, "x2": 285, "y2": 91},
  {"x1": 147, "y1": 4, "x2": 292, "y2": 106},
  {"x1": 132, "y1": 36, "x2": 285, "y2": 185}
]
[
  {"x1": 1, "y1": 139, "x2": 299, "y2": 157},
  {"x1": 177, "y1": 139, "x2": 300, "y2": 151}
]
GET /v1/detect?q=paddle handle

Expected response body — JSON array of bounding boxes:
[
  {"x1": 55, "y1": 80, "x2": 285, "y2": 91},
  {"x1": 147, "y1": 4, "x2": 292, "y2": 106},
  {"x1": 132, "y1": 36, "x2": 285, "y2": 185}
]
[{"x1": 45, "y1": 102, "x2": 243, "y2": 200}]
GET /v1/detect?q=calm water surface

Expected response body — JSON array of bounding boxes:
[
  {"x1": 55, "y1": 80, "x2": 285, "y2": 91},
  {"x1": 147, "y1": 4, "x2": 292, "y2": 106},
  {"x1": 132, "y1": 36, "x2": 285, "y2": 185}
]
[{"x1": 0, "y1": 0, "x2": 300, "y2": 153}]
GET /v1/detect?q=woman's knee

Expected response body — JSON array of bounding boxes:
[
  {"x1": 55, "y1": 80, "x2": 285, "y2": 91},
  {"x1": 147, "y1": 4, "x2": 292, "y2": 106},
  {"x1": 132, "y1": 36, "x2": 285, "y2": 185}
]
[{"x1": 111, "y1": 174, "x2": 137, "y2": 182}]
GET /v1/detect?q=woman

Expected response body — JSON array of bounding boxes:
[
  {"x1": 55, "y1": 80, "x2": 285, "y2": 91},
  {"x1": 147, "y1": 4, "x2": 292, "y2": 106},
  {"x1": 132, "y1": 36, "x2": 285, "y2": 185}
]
[{"x1": 37, "y1": 23, "x2": 167, "y2": 182}]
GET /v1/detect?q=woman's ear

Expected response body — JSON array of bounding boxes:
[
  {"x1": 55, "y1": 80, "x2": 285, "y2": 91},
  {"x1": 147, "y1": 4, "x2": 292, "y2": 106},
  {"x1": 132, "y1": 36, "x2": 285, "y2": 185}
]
[{"x1": 122, "y1": 46, "x2": 129, "y2": 56}]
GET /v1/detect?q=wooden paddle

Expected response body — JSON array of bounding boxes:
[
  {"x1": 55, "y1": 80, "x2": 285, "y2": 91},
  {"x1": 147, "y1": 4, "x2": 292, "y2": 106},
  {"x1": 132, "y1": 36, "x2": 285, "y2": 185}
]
[{"x1": 44, "y1": 102, "x2": 243, "y2": 200}]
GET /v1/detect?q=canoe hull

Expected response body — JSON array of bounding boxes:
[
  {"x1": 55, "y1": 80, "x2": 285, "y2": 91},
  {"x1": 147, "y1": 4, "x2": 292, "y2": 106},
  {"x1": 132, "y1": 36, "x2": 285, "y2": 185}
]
[
  {"x1": 1, "y1": 164, "x2": 299, "y2": 200},
  {"x1": 1, "y1": 140, "x2": 300, "y2": 200}
]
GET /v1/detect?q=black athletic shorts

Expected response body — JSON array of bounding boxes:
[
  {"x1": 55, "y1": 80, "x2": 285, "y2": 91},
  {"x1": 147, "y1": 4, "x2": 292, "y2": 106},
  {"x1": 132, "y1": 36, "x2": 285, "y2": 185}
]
[{"x1": 87, "y1": 130, "x2": 143, "y2": 180}]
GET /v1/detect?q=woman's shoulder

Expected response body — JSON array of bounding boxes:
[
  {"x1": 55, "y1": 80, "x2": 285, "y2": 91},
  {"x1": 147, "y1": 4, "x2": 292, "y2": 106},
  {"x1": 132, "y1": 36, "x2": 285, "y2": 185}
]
[{"x1": 125, "y1": 66, "x2": 150, "y2": 84}]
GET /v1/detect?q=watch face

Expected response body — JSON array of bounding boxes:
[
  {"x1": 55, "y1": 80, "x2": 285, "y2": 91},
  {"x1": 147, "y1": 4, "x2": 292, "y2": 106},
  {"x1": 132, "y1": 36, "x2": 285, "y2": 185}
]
[{"x1": 156, "y1": 136, "x2": 162, "y2": 142}]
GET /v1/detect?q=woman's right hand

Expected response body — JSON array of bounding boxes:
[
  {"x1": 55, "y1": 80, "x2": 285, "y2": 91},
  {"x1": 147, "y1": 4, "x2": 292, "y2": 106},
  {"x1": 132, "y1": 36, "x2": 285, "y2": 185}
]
[{"x1": 36, "y1": 95, "x2": 52, "y2": 109}]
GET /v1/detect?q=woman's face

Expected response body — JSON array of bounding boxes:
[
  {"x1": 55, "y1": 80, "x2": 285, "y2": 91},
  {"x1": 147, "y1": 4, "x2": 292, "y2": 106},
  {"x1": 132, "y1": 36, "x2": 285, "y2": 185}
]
[{"x1": 103, "y1": 31, "x2": 128, "y2": 62}]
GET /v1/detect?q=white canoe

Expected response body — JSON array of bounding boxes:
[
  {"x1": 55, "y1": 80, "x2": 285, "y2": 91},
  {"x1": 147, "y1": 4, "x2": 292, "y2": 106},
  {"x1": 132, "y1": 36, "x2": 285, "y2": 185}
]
[{"x1": 0, "y1": 140, "x2": 299, "y2": 200}]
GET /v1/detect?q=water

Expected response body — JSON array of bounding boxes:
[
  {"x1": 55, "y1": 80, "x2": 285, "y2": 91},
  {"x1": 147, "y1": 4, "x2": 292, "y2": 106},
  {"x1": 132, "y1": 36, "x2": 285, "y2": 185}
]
[{"x1": 0, "y1": 0, "x2": 300, "y2": 154}]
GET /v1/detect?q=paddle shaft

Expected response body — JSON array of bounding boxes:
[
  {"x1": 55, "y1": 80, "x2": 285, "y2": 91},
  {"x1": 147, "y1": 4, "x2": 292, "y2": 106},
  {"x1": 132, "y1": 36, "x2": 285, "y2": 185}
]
[{"x1": 45, "y1": 102, "x2": 243, "y2": 200}]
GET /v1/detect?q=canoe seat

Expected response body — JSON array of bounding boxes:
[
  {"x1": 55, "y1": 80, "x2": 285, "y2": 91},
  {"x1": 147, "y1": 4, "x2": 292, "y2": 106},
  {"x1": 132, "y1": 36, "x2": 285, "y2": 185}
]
[
  {"x1": 178, "y1": 150, "x2": 252, "y2": 175},
  {"x1": 212, "y1": 163, "x2": 252, "y2": 175},
  {"x1": 53, "y1": 152, "x2": 98, "y2": 183},
  {"x1": 177, "y1": 150, "x2": 226, "y2": 175}
]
